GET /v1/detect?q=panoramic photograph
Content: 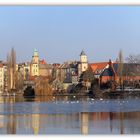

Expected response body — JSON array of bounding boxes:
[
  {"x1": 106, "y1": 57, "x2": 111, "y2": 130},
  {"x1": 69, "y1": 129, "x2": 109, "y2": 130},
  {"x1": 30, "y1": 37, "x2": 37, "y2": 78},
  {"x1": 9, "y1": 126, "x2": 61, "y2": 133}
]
[{"x1": 0, "y1": 6, "x2": 140, "y2": 135}]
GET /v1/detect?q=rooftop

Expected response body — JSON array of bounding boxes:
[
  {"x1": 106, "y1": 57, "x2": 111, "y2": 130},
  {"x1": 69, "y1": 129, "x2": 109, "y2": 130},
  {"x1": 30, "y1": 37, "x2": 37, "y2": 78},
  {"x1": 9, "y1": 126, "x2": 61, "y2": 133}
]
[{"x1": 80, "y1": 50, "x2": 86, "y2": 56}]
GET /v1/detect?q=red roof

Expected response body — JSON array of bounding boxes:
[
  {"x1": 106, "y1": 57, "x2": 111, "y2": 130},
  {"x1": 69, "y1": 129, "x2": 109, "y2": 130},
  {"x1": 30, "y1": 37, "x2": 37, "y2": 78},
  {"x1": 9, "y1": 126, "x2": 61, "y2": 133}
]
[
  {"x1": 90, "y1": 62, "x2": 109, "y2": 73},
  {"x1": 40, "y1": 59, "x2": 46, "y2": 65}
]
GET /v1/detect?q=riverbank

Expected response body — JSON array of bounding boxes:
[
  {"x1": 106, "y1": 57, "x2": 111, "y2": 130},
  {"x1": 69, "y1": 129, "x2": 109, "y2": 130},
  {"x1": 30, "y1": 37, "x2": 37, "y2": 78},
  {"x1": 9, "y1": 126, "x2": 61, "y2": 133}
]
[{"x1": 1, "y1": 88, "x2": 140, "y2": 98}]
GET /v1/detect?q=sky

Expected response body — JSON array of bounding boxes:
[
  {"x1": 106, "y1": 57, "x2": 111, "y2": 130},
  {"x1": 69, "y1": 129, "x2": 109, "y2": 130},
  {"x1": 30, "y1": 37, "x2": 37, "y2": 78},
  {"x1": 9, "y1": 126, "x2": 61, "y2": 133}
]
[{"x1": 0, "y1": 6, "x2": 140, "y2": 64}]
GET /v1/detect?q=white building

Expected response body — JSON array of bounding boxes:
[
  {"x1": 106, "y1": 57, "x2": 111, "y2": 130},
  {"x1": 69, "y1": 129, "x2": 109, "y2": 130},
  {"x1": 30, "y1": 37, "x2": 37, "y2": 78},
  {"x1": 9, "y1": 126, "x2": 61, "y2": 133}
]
[
  {"x1": 78, "y1": 50, "x2": 88, "y2": 76},
  {"x1": 0, "y1": 63, "x2": 4, "y2": 93}
]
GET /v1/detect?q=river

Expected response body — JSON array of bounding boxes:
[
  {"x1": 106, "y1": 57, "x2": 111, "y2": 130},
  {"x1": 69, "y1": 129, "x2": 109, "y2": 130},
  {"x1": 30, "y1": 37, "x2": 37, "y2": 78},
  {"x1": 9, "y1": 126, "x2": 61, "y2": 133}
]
[{"x1": 0, "y1": 94, "x2": 140, "y2": 134}]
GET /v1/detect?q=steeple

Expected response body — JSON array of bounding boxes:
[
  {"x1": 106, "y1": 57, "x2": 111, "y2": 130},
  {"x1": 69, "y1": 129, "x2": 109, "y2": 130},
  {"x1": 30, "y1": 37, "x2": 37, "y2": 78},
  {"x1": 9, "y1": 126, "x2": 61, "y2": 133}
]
[
  {"x1": 79, "y1": 50, "x2": 88, "y2": 73},
  {"x1": 32, "y1": 49, "x2": 39, "y2": 64},
  {"x1": 33, "y1": 48, "x2": 38, "y2": 57},
  {"x1": 80, "y1": 50, "x2": 86, "y2": 56},
  {"x1": 80, "y1": 50, "x2": 87, "y2": 63}
]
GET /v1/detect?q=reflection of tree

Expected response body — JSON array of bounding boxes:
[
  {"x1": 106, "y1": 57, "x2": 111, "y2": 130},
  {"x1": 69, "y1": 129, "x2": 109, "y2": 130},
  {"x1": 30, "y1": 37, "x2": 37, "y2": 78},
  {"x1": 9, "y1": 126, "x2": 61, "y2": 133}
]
[
  {"x1": 109, "y1": 112, "x2": 113, "y2": 133},
  {"x1": 6, "y1": 98, "x2": 16, "y2": 134},
  {"x1": 120, "y1": 112, "x2": 124, "y2": 134}
]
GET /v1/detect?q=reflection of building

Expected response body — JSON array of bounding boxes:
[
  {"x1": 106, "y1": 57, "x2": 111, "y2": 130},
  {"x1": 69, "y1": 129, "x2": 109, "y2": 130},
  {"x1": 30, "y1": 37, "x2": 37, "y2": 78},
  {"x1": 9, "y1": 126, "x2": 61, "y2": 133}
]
[
  {"x1": 7, "y1": 115, "x2": 16, "y2": 134},
  {"x1": 32, "y1": 114, "x2": 40, "y2": 134},
  {"x1": 81, "y1": 112, "x2": 89, "y2": 134},
  {"x1": 0, "y1": 115, "x2": 4, "y2": 129},
  {"x1": 109, "y1": 112, "x2": 125, "y2": 134},
  {"x1": 0, "y1": 101, "x2": 4, "y2": 129}
]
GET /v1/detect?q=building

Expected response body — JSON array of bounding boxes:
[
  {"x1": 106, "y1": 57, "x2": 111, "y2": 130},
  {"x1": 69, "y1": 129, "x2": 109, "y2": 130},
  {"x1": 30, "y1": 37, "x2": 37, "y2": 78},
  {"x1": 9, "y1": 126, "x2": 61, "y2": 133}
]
[
  {"x1": 51, "y1": 63, "x2": 61, "y2": 80},
  {"x1": 59, "y1": 61, "x2": 79, "y2": 91},
  {"x1": 90, "y1": 60, "x2": 140, "y2": 84},
  {"x1": 90, "y1": 61, "x2": 109, "y2": 81},
  {"x1": 39, "y1": 59, "x2": 53, "y2": 77},
  {"x1": 0, "y1": 62, "x2": 4, "y2": 93},
  {"x1": 78, "y1": 50, "x2": 88, "y2": 77},
  {"x1": 30, "y1": 49, "x2": 39, "y2": 76}
]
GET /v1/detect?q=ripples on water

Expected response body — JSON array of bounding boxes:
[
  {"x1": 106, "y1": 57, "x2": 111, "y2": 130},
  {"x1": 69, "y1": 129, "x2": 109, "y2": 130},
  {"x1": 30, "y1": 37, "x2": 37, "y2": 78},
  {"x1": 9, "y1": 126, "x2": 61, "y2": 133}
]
[{"x1": 0, "y1": 95, "x2": 140, "y2": 134}]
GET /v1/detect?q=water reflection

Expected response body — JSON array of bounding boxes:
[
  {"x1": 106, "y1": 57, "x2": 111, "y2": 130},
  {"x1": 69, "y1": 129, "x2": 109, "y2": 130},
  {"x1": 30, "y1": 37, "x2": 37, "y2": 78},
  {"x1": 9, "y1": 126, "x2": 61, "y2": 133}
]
[
  {"x1": 0, "y1": 95, "x2": 140, "y2": 134},
  {"x1": 81, "y1": 112, "x2": 89, "y2": 134},
  {"x1": 0, "y1": 111, "x2": 140, "y2": 134}
]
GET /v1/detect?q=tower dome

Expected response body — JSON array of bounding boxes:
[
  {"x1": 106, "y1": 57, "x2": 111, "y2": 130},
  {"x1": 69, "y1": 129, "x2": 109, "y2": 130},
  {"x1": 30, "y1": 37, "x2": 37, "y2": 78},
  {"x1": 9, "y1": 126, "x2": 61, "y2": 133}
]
[
  {"x1": 32, "y1": 49, "x2": 39, "y2": 64},
  {"x1": 33, "y1": 48, "x2": 38, "y2": 57}
]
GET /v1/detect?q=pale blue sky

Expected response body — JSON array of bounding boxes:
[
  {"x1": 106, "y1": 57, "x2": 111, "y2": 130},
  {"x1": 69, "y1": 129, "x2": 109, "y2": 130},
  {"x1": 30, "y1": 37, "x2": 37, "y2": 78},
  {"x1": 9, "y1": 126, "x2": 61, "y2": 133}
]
[{"x1": 0, "y1": 6, "x2": 140, "y2": 63}]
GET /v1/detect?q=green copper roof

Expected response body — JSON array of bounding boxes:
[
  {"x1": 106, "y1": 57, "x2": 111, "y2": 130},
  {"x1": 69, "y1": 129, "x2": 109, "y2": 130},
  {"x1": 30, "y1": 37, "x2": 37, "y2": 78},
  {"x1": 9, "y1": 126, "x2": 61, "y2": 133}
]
[{"x1": 34, "y1": 48, "x2": 38, "y2": 52}]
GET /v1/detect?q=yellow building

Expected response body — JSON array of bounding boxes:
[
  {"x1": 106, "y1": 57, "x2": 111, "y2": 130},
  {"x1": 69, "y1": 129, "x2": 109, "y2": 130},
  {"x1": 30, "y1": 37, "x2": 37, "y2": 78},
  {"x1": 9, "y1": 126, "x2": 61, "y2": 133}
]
[
  {"x1": 30, "y1": 49, "x2": 39, "y2": 76},
  {"x1": 31, "y1": 63, "x2": 39, "y2": 76}
]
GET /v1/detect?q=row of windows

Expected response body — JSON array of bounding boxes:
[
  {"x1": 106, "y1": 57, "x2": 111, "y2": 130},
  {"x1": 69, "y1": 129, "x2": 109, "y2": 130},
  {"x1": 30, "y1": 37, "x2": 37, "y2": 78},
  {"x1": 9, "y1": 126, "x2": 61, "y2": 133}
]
[
  {"x1": 33, "y1": 69, "x2": 38, "y2": 73},
  {"x1": 33, "y1": 65, "x2": 38, "y2": 67}
]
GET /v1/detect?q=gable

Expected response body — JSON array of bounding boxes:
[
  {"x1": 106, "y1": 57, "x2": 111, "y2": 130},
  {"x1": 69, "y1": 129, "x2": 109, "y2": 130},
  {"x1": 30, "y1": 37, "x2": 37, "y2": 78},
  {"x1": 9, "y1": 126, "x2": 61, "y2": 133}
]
[
  {"x1": 90, "y1": 62, "x2": 109, "y2": 74},
  {"x1": 101, "y1": 68, "x2": 114, "y2": 76}
]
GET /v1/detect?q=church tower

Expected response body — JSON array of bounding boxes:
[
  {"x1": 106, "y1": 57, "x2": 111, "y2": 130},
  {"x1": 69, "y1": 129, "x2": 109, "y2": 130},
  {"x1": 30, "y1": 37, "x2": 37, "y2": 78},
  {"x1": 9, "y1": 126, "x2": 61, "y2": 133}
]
[
  {"x1": 80, "y1": 50, "x2": 88, "y2": 72},
  {"x1": 31, "y1": 49, "x2": 39, "y2": 76},
  {"x1": 78, "y1": 50, "x2": 88, "y2": 76},
  {"x1": 32, "y1": 49, "x2": 39, "y2": 64}
]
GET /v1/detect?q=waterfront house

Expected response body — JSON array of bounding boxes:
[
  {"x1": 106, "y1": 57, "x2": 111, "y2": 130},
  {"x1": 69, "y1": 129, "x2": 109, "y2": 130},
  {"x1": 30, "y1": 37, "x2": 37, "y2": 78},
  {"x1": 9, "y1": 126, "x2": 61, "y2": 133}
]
[{"x1": 90, "y1": 60, "x2": 140, "y2": 85}]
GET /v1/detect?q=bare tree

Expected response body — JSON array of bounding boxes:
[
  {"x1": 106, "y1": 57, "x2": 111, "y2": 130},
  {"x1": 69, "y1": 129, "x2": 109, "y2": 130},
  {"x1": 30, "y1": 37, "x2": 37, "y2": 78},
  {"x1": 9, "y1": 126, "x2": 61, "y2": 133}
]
[
  {"x1": 126, "y1": 54, "x2": 140, "y2": 64},
  {"x1": 117, "y1": 49, "x2": 124, "y2": 89},
  {"x1": 15, "y1": 70, "x2": 24, "y2": 91},
  {"x1": 7, "y1": 52, "x2": 11, "y2": 91},
  {"x1": 6, "y1": 47, "x2": 16, "y2": 91}
]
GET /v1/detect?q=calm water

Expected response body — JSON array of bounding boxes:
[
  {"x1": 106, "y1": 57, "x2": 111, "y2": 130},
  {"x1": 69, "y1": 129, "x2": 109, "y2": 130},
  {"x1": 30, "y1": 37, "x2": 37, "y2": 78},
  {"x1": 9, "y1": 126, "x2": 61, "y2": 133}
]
[{"x1": 0, "y1": 95, "x2": 140, "y2": 134}]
